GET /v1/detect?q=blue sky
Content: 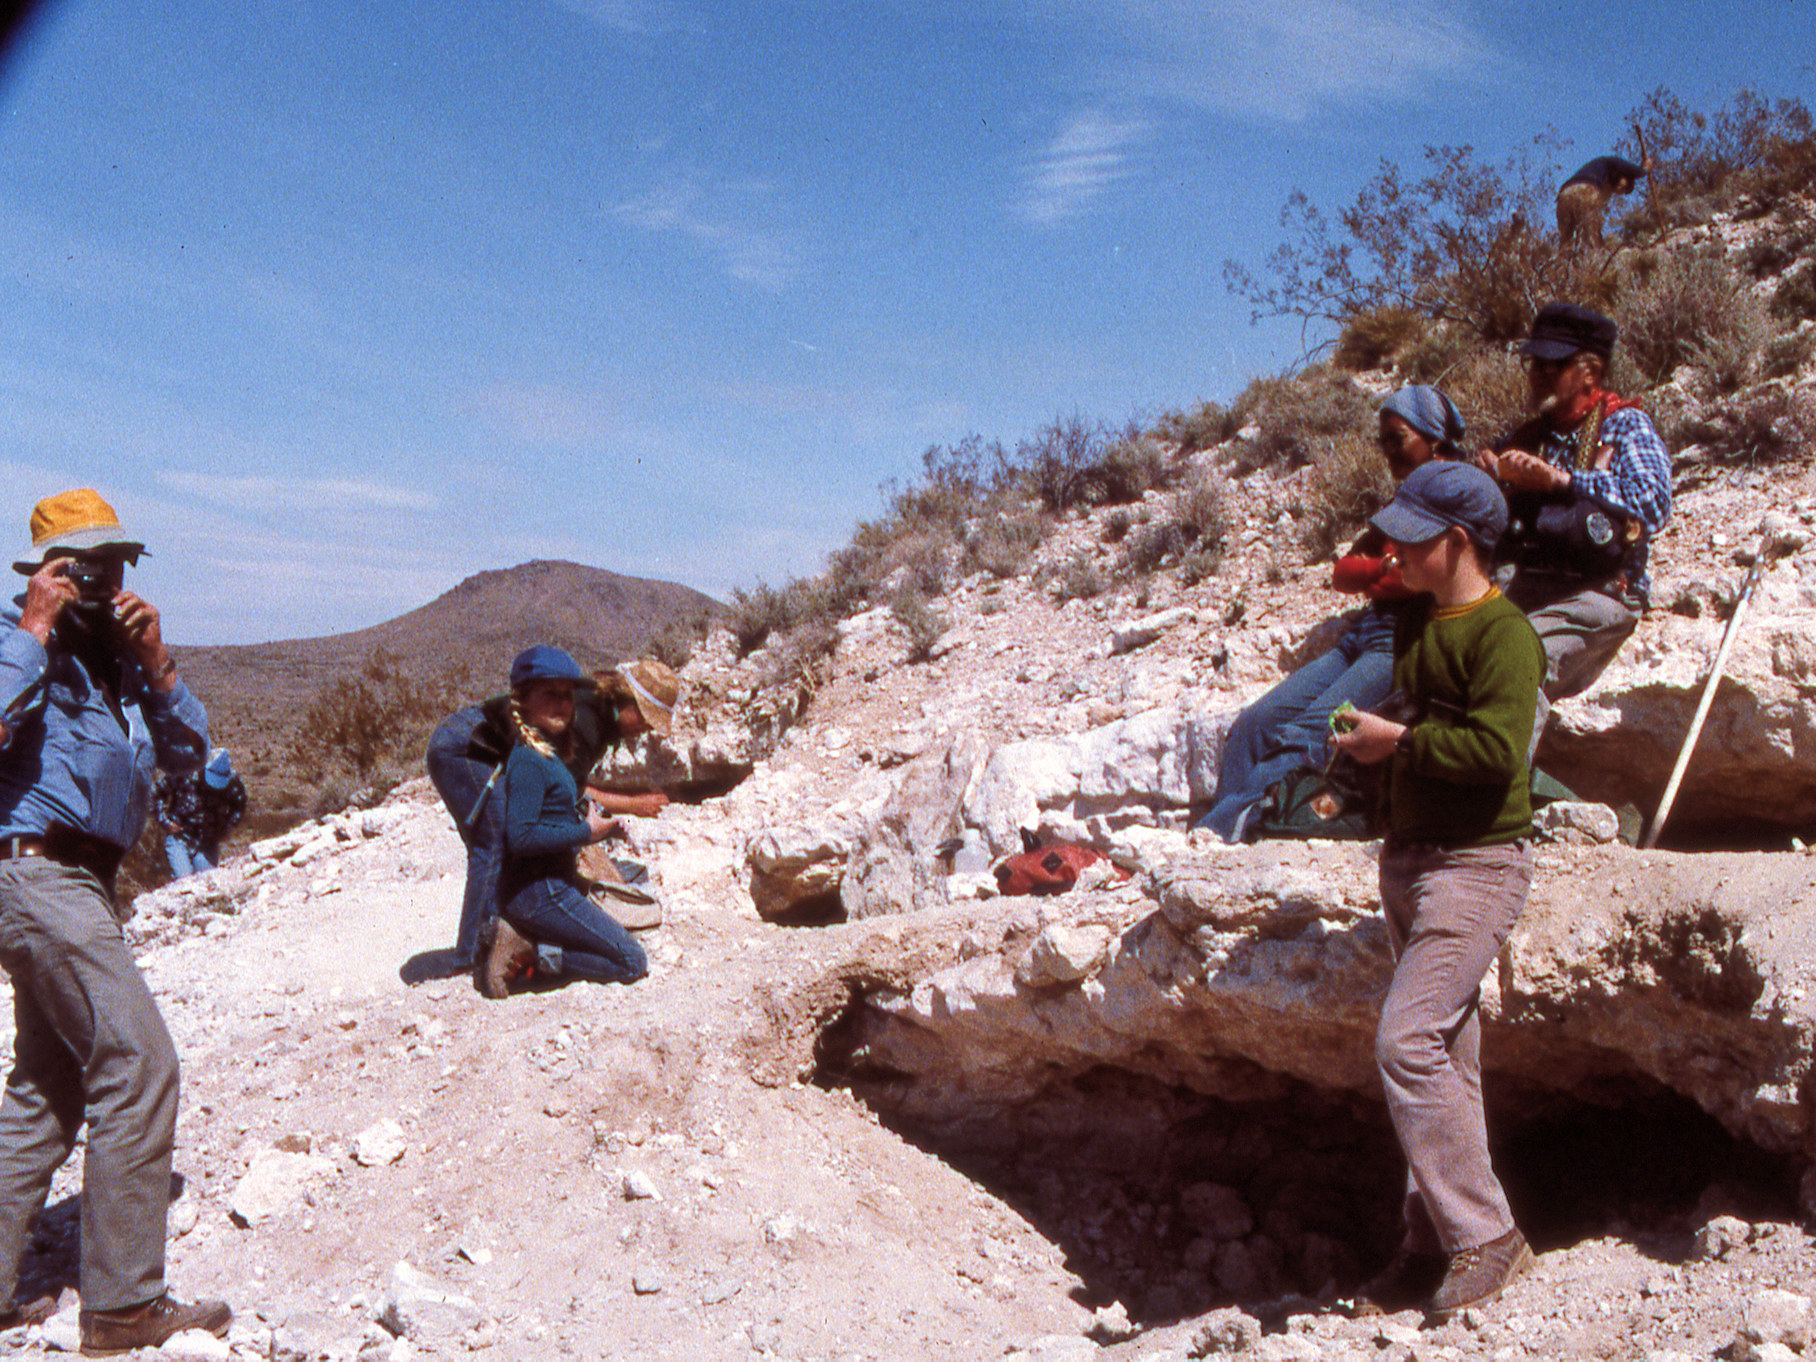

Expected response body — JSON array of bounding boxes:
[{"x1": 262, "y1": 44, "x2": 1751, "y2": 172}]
[{"x1": 0, "y1": 0, "x2": 1810, "y2": 643}]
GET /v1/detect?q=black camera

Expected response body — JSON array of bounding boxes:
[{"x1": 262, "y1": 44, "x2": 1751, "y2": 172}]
[{"x1": 63, "y1": 558, "x2": 118, "y2": 606}]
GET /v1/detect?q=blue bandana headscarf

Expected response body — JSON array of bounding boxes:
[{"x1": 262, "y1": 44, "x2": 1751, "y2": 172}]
[{"x1": 1380, "y1": 386, "x2": 1466, "y2": 456}]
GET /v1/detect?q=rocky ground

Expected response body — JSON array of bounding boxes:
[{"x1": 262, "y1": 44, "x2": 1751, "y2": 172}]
[
  {"x1": 0, "y1": 790, "x2": 1809, "y2": 1359},
  {"x1": 5, "y1": 188, "x2": 1816, "y2": 1362}
]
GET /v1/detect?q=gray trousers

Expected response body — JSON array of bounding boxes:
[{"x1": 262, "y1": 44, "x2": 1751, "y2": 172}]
[
  {"x1": 1377, "y1": 840, "x2": 1532, "y2": 1255},
  {"x1": 1504, "y1": 573, "x2": 1641, "y2": 703},
  {"x1": 0, "y1": 859, "x2": 178, "y2": 1311}
]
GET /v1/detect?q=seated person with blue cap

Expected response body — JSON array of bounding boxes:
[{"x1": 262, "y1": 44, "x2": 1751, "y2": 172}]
[{"x1": 1200, "y1": 385, "x2": 1466, "y2": 842}]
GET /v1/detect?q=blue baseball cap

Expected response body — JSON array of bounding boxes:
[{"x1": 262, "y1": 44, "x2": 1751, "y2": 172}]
[
  {"x1": 510, "y1": 645, "x2": 583, "y2": 689},
  {"x1": 1370, "y1": 461, "x2": 1508, "y2": 550}
]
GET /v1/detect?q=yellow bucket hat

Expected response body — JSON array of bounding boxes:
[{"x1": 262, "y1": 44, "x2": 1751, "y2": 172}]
[{"x1": 13, "y1": 488, "x2": 145, "y2": 574}]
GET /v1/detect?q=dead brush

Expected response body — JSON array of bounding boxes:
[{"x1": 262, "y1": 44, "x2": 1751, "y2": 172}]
[{"x1": 1294, "y1": 433, "x2": 1394, "y2": 563}]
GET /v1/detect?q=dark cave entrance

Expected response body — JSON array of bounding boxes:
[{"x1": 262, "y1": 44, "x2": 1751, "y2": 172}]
[{"x1": 815, "y1": 1020, "x2": 1802, "y2": 1325}]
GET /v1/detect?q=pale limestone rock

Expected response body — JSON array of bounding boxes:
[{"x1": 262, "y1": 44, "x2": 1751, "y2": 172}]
[
  {"x1": 1534, "y1": 801, "x2": 1621, "y2": 844},
  {"x1": 377, "y1": 1261, "x2": 484, "y2": 1340},
  {"x1": 352, "y1": 1118, "x2": 408, "y2": 1167},
  {"x1": 1111, "y1": 606, "x2": 1195, "y2": 655},
  {"x1": 1016, "y1": 924, "x2": 1112, "y2": 987},
  {"x1": 746, "y1": 824, "x2": 853, "y2": 920},
  {"x1": 1735, "y1": 1288, "x2": 1813, "y2": 1360},
  {"x1": 230, "y1": 1149, "x2": 337, "y2": 1227}
]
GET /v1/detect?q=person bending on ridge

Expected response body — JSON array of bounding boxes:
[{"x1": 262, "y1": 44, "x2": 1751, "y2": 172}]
[
  {"x1": 1200, "y1": 385, "x2": 1466, "y2": 842},
  {"x1": 1555, "y1": 153, "x2": 1648, "y2": 252},
  {"x1": 481, "y1": 646, "x2": 651, "y2": 998}
]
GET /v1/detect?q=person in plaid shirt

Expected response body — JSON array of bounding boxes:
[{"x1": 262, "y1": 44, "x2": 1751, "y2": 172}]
[
  {"x1": 1486, "y1": 302, "x2": 1673, "y2": 702},
  {"x1": 153, "y1": 748, "x2": 246, "y2": 876}
]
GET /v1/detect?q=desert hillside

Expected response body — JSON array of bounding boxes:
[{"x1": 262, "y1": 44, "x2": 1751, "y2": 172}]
[{"x1": 6, "y1": 100, "x2": 1816, "y2": 1362}]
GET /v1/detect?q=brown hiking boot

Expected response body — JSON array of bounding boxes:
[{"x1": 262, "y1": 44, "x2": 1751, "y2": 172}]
[
  {"x1": 1347, "y1": 1246, "x2": 1446, "y2": 1316},
  {"x1": 479, "y1": 918, "x2": 535, "y2": 999},
  {"x1": 79, "y1": 1293, "x2": 230, "y2": 1356},
  {"x1": 1427, "y1": 1228, "x2": 1533, "y2": 1322}
]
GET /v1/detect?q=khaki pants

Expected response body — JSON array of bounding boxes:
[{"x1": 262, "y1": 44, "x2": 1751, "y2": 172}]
[
  {"x1": 0, "y1": 858, "x2": 178, "y2": 1311},
  {"x1": 1377, "y1": 840, "x2": 1532, "y2": 1255},
  {"x1": 1556, "y1": 180, "x2": 1606, "y2": 249}
]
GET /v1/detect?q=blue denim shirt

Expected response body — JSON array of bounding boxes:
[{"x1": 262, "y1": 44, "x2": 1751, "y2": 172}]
[{"x1": 0, "y1": 600, "x2": 209, "y2": 850}]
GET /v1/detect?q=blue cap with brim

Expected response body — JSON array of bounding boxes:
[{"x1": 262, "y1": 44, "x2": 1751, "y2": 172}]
[
  {"x1": 1370, "y1": 461, "x2": 1508, "y2": 550},
  {"x1": 510, "y1": 645, "x2": 583, "y2": 689},
  {"x1": 202, "y1": 749, "x2": 234, "y2": 789}
]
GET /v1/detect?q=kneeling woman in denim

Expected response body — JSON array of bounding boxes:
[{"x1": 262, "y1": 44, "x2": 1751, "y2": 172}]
[{"x1": 492, "y1": 646, "x2": 648, "y2": 993}]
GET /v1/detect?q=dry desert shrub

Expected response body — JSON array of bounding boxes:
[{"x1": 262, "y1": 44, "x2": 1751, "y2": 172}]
[
  {"x1": 289, "y1": 647, "x2": 471, "y2": 795},
  {"x1": 1294, "y1": 433, "x2": 1395, "y2": 562},
  {"x1": 1229, "y1": 368, "x2": 1374, "y2": 472},
  {"x1": 1441, "y1": 348, "x2": 1528, "y2": 449},
  {"x1": 1332, "y1": 307, "x2": 1425, "y2": 372},
  {"x1": 1676, "y1": 385, "x2": 1816, "y2": 467},
  {"x1": 890, "y1": 588, "x2": 949, "y2": 663},
  {"x1": 1617, "y1": 250, "x2": 1767, "y2": 390},
  {"x1": 1152, "y1": 400, "x2": 1238, "y2": 453}
]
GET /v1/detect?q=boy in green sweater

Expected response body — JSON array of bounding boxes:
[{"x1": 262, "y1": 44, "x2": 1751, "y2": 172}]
[{"x1": 1332, "y1": 461, "x2": 1546, "y2": 1321}]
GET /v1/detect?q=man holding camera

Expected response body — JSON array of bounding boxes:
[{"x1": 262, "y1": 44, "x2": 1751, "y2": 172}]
[{"x1": 0, "y1": 489, "x2": 230, "y2": 1353}]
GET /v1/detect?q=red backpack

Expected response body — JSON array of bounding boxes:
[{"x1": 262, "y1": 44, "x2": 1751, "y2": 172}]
[{"x1": 993, "y1": 830, "x2": 1126, "y2": 896}]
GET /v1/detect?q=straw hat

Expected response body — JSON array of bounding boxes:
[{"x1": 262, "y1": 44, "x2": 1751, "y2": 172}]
[{"x1": 616, "y1": 659, "x2": 678, "y2": 737}]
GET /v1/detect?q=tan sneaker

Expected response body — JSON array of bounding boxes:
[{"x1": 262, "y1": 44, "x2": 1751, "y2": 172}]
[
  {"x1": 79, "y1": 1293, "x2": 230, "y2": 1356},
  {"x1": 1427, "y1": 1227, "x2": 1533, "y2": 1322},
  {"x1": 478, "y1": 918, "x2": 536, "y2": 999}
]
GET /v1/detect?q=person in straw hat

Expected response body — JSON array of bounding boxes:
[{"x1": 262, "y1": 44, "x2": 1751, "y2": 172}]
[{"x1": 0, "y1": 488, "x2": 232, "y2": 1353}]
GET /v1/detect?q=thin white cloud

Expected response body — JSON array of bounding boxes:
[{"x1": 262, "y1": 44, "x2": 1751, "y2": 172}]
[
  {"x1": 1074, "y1": 0, "x2": 1494, "y2": 122},
  {"x1": 157, "y1": 470, "x2": 435, "y2": 513},
  {"x1": 544, "y1": 0, "x2": 671, "y2": 35},
  {"x1": 612, "y1": 170, "x2": 810, "y2": 292},
  {"x1": 1019, "y1": 108, "x2": 1149, "y2": 225}
]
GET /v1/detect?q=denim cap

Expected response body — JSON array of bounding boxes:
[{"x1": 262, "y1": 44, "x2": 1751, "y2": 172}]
[
  {"x1": 202, "y1": 749, "x2": 234, "y2": 790},
  {"x1": 1370, "y1": 461, "x2": 1508, "y2": 550},
  {"x1": 510, "y1": 645, "x2": 583, "y2": 689},
  {"x1": 1522, "y1": 302, "x2": 1617, "y2": 361},
  {"x1": 1380, "y1": 386, "x2": 1466, "y2": 451}
]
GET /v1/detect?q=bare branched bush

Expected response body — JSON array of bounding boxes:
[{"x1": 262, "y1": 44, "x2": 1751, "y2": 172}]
[
  {"x1": 649, "y1": 610, "x2": 712, "y2": 670},
  {"x1": 1622, "y1": 88, "x2": 1816, "y2": 237},
  {"x1": 1020, "y1": 413, "x2": 1112, "y2": 513},
  {"x1": 290, "y1": 647, "x2": 471, "y2": 790},
  {"x1": 1224, "y1": 136, "x2": 1572, "y2": 346}
]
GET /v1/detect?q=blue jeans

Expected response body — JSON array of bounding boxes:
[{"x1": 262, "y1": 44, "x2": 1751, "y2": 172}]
[
  {"x1": 426, "y1": 707, "x2": 505, "y2": 970},
  {"x1": 502, "y1": 875, "x2": 648, "y2": 987},
  {"x1": 163, "y1": 835, "x2": 217, "y2": 878},
  {"x1": 1199, "y1": 608, "x2": 1397, "y2": 841}
]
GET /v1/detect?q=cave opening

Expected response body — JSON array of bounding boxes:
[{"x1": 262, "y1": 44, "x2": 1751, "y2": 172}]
[{"x1": 815, "y1": 1030, "x2": 1801, "y2": 1326}]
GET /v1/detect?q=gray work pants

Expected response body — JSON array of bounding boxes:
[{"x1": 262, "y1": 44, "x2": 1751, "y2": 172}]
[
  {"x1": 1504, "y1": 573, "x2": 1641, "y2": 703},
  {"x1": 1377, "y1": 840, "x2": 1532, "y2": 1255},
  {"x1": 0, "y1": 859, "x2": 178, "y2": 1311}
]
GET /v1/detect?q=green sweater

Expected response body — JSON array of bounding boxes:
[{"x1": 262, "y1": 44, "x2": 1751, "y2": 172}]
[{"x1": 1384, "y1": 588, "x2": 1544, "y2": 847}]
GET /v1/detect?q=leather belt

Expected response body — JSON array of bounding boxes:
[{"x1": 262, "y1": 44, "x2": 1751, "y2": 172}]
[{"x1": 0, "y1": 828, "x2": 124, "y2": 896}]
